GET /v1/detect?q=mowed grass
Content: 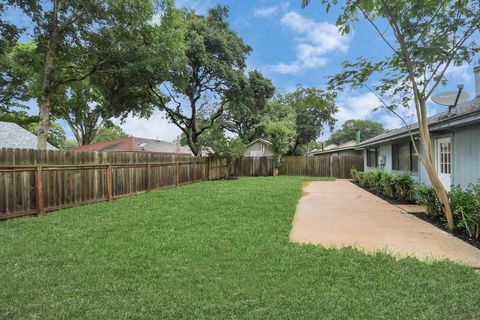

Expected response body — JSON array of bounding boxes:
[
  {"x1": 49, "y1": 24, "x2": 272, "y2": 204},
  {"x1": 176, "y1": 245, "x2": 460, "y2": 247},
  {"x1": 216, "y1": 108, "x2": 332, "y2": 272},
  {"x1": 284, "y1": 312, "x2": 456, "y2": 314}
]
[{"x1": 1, "y1": 176, "x2": 480, "y2": 319}]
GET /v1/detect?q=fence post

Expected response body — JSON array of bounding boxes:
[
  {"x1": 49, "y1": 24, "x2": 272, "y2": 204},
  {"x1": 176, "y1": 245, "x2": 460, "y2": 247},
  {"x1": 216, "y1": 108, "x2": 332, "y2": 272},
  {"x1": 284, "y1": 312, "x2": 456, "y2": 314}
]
[
  {"x1": 107, "y1": 165, "x2": 113, "y2": 201},
  {"x1": 329, "y1": 155, "x2": 333, "y2": 177},
  {"x1": 35, "y1": 166, "x2": 44, "y2": 216},
  {"x1": 176, "y1": 162, "x2": 179, "y2": 186},
  {"x1": 193, "y1": 160, "x2": 196, "y2": 181},
  {"x1": 146, "y1": 163, "x2": 151, "y2": 192},
  {"x1": 208, "y1": 157, "x2": 212, "y2": 180}
]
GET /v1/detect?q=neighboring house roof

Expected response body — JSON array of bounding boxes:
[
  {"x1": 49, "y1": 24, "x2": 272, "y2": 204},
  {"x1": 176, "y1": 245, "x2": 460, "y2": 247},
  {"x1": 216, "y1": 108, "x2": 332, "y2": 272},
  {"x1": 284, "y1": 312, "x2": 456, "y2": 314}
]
[
  {"x1": 70, "y1": 136, "x2": 193, "y2": 154},
  {"x1": 0, "y1": 121, "x2": 58, "y2": 150},
  {"x1": 308, "y1": 140, "x2": 359, "y2": 155},
  {"x1": 245, "y1": 138, "x2": 272, "y2": 148},
  {"x1": 358, "y1": 97, "x2": 480, "y2": 147}
]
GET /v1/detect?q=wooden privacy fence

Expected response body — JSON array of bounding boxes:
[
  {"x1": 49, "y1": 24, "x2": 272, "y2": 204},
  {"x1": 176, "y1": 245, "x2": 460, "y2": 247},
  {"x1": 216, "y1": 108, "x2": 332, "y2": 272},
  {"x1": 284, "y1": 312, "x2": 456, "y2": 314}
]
[
  {"x1": 230, "y1": 157, "x2": 274, "y2": 176},
  {"x1": 279, "y1": 155, "x2": 363, "y2": 178},
  {"x1": 0, "y1": 148, "x2": 227, "y2": 220}
]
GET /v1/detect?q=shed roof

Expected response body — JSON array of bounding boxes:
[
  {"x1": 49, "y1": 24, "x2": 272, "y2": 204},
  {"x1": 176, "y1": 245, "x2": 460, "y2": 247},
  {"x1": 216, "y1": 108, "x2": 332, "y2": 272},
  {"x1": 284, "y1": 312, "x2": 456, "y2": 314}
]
[
  {"x1": 358, "y1": 97, "x2": 480, "y2": 147},
  {"x1": 70, "y1": 136, "x2": 193, "y2": 154},
  {"x1": 245, "y1": 138, "x2": 272, "y2": 148},
  {"x1": 0, "y1": 121, "x2": 58, "y2": 150}
]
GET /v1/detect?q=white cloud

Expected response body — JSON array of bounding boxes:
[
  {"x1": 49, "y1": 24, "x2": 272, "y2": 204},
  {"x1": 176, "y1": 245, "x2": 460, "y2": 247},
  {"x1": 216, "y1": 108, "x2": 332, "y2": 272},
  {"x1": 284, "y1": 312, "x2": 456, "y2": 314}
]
[
  {"x1": 320, "y1": 91, "x2": 418, "y2": 140},
  {"x1": 114, "y1": 110, "x2": 182, "y2": 143},
  {"x1": 444, "y1": 63, "x2": 474, "y2": 84},
  {"x1": 271, "y1": 12, "x2": 350, "y2": 74},
  {"x1": 254, "y1": 2, "x2": 290, "y2": 17}
]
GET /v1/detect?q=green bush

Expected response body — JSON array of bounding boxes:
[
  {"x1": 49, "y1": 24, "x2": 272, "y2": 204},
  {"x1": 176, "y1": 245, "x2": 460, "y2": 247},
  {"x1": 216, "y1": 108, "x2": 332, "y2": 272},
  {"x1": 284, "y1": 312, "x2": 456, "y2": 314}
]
[
  {"x1": 350, "y1": 168, "x2": 360, "y2": 182},
  {"x1": 391, "y1": 172, "x2": 415, "y2": 202},
  {"x1": 354, "y1": 170, "x2": 415, "y2": 203},
  {"x1": 415, "y1": 184, "x2": 443, "y2": 218},
  {"x1": 449, "y1": 184, "x2": 480, "y2": 238}
]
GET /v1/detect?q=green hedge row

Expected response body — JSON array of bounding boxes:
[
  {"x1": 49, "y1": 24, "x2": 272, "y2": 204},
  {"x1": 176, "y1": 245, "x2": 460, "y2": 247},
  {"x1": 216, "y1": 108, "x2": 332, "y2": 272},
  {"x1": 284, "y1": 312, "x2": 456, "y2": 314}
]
[
  {"x1": 351, "y1": 169, "x2": 480, "y2": 239},
  {"x1": 351, "y1": 169, "x2": 415, "y2": 203}
]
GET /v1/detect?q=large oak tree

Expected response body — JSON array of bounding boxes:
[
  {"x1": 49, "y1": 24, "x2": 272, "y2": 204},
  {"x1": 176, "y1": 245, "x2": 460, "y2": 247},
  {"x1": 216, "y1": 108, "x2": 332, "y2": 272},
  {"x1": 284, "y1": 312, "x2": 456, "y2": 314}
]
[{"x1": 148, "y1": 6, "x2": 252, "y2": 156}]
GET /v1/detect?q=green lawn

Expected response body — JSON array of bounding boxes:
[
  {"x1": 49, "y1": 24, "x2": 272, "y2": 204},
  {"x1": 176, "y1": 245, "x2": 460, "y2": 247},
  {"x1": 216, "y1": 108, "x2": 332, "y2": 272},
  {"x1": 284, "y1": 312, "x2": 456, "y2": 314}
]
[{"x1": 1, "y1": 176, "x2": 479, "y2": 319}]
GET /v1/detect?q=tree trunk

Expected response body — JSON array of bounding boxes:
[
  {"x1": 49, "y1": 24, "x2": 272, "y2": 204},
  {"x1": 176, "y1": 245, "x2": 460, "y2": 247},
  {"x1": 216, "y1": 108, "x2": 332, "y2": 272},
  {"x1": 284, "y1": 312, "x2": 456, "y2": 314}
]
[
  {"x1": 37, "y1": 13, "x2": 59, "y2": 150},
  {"x1": 37, "y1": 96, "x2": 51, "y2": 149},
  {"x1": 418, "y1": 100, "x2": 455, "y2": 230}
]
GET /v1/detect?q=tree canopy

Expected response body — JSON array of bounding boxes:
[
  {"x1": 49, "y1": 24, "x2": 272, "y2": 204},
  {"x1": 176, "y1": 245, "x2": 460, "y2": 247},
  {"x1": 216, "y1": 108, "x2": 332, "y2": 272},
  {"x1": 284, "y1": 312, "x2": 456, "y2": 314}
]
[
  {"x1": 222, "y1": 70, "x2": 275, "y2": 143},
  {"x1": 328, "y1": 119, "x2": 385, "y2": 145},
  {"x1": 147, "y1": 6, "x2": 252, "y2": 156}
]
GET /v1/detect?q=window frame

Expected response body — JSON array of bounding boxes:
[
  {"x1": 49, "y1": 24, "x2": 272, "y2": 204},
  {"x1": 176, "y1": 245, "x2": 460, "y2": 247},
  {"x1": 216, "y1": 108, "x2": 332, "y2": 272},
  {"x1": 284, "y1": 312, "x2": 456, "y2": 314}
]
[
  {"x1": 392, "y1": 141, "x2": 418, "y2": 173},
  {"x1": 366, "y1": 147, "x2": 378, "y2": 168}
]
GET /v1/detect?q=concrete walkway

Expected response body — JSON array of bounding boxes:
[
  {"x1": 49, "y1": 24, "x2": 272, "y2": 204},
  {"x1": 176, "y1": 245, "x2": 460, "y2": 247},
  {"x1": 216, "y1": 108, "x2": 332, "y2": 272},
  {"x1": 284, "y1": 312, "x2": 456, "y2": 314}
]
[{"x1": 290, "y1": 180, "x2": 480, "y2": 268}]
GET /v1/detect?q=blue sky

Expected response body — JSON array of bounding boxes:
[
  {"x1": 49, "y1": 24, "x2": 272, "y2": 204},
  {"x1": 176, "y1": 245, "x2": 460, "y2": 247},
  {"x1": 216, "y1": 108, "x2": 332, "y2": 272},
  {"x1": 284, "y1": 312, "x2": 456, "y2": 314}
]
[{"x1": 6, "y1": 0, "x2": 479, "y2": 142}]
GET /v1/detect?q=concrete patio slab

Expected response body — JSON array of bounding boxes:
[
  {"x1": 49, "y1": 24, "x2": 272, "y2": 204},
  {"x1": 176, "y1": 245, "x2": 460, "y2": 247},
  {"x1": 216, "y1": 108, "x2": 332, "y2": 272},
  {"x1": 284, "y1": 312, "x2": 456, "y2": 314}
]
[{"x1": 290, "y1": 180, "x2": 480, "y2": 268}]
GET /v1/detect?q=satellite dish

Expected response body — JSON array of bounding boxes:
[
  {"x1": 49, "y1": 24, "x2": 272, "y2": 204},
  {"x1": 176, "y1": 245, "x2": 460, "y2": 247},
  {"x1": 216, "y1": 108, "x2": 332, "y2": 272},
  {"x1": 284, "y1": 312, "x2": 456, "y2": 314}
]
[{"x1": 431, "y1": 91, "x2": 470, "y2": 106}]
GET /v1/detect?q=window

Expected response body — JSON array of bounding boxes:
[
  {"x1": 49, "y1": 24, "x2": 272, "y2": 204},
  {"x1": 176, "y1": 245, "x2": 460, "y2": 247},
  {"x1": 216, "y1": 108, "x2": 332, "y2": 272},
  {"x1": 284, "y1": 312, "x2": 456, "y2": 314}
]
[
  {"x1": 438, "y1": 139, "x2": 451, "y2": 174},
  {"x1": 392, "y1": 141, "x2": 418, "y2": 172},
  {"x1": 366, "y1": 148, "x2": 378, "y2": 168}
]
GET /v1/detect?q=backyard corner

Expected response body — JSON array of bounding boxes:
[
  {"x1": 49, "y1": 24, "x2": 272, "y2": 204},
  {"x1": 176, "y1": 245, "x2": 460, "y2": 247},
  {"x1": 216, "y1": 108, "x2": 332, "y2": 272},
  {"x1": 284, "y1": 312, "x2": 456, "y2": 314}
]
[{"x1": 1, "y1": 176, "x2": 480, "y2": 320}]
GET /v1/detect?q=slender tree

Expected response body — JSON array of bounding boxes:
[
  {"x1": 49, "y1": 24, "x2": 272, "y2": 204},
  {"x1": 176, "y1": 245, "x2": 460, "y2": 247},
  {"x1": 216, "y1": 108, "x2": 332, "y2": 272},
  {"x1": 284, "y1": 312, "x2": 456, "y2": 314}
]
[{"x1": 302, "y1": 0, "x2": 480, "y2": 230}]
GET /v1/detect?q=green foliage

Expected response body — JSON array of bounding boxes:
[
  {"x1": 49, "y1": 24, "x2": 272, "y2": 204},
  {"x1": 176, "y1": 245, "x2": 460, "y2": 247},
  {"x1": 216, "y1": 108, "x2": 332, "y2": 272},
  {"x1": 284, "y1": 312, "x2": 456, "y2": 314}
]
[
  {"x1": 449, "y1": 185, "x2": 480, "y2": 238},
  {"x1": 265, "y1": 119, "x2": 295, "y2": 168},
  {"x1": 1, "y1": 177, "x2": 480, "y2": 318},
  {"x1": 417, "y1": 183, "x2": 480, "y2": 237},
  {"x1": 93, "y1": 124, "x2": 128, "y2": 143},
  {"x1": 147, "y1": 6, "x2": 251, "y2": 155},
  {"x1": 356, "y1": 170, "x2": 415, "y2": 203},
  {"x1": 328, "y1": 119, "x2": 385, "y2": 145},
  {"x1": 222, "y1": 70, "x2": 275, "y2": 142},
  {"x1": 415, "y1": 184, "x2": 443, "y2": 218}
]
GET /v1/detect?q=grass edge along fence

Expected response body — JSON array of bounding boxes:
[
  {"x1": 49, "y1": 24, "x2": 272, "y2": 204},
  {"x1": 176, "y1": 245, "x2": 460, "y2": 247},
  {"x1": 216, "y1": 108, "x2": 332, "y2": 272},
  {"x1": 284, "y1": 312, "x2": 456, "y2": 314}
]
[
  {"x1": 0, "y1": 148, "x2": 229, "y2": 220},
  {"x1": 0, "y1": 149, "x2": 363, "y2": 221}
]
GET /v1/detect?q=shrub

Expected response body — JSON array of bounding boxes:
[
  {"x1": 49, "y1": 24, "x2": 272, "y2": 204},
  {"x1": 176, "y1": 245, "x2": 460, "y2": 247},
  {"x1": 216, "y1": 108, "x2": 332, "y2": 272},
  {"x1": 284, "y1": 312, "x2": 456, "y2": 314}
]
[
  {"x1": 350, "y1": 168, "x2": 360, "y2": 182},
  {"x1": 380, "y1": 172, "x2": 394, "y2": 198},
  {"x1": 449, "y1": 184, "x2": 480, "y2": 238},
  {"x1": 354, "y1": 170, "x2": 415, "y2": 203},
  {"x1": 415, "y1": 184, "x2": 443, "y2": 218},
  {"x1": 391, "y1": 172, "x2": 415, "y2": 202}
]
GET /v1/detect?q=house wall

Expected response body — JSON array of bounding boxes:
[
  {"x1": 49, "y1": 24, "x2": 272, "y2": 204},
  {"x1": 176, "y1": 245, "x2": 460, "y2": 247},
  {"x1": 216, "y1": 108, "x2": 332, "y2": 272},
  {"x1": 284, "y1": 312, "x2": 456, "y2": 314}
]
[
  {"x1": 244, "y1": 142, "x2": 274, "y2": 157},
  {"x1": 363, "y1": 125, "x2": 480, "y2": 188},
  {"x1": 452, "y1": 124, "x2": 480, "y2": 187}
]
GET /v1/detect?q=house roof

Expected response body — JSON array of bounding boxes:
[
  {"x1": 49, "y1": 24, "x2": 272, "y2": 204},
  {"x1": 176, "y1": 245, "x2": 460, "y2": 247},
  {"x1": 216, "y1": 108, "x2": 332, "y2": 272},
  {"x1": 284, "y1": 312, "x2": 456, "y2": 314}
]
[
  {"x1": 0, "y1": 121, "x2": 58, "y2": 150},
  {"x1": 308, "y1": 140, "x2": 358, "y2": 155},
  {"x1": 245, "y1": 138, "x2": 272, "y2": 148},
  {"x1": 358, "y1": 97, "x2": 480, "y2": 147},
  {"x1": 70, "y1": 136, "x2": 193, "y2": 154}
]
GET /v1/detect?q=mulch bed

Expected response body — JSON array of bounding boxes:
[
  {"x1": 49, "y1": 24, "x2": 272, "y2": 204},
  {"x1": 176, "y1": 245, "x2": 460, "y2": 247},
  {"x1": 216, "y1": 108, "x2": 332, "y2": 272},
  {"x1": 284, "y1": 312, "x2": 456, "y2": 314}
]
[{"x1": 351, "y1": 181, "x2": 480, "y2": 250}]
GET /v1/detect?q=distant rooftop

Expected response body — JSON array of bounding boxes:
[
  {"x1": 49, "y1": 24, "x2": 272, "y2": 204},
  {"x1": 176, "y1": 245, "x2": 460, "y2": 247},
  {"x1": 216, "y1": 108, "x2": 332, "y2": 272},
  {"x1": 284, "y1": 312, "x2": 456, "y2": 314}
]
[
  {"x1": 70, "y1": 136, "x2": 193, "y2": 155},
  {"x1": 0, "y1": 121, "x2": 58, "y2": 150}
]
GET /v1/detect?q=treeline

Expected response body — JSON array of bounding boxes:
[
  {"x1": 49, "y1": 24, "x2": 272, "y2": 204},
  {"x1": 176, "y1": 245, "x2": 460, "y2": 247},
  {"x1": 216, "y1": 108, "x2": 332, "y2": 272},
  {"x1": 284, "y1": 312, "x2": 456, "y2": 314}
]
[{"x1": 1, "y1": 1, "x2": 338, "y2": 155}]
